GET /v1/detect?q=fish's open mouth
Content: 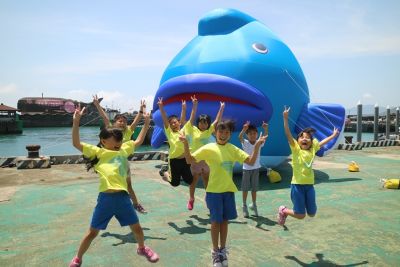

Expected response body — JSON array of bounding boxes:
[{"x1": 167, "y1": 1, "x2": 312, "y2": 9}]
[
  {"x1": 163, "y1": 92, "x2": 256, "y2": 107},
  {"x1": 153, "y1": 73, "x2": 272, "y2": 126}
]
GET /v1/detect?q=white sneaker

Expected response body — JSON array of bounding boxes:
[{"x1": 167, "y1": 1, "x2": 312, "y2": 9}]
[
  {"x1": 242, "y1": 205, "x2": 249, "y2": 218},
  {"x1": 249, "y1": 203, "x2": 258, "y2": 217},
  {"x1": 212, "y1": 249, "x2": 222, "y2": 267},
  {"x1": 219, "y1": 247, "x2": 229, "y2": 267}
]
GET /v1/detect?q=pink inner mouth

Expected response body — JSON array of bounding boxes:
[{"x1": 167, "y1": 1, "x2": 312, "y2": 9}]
[{"x1": 163, "y1": 92, "x2": 256, "y2": 107}]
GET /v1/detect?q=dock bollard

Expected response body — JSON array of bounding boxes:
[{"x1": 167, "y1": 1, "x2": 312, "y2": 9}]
[
  {"x1": 26, "y1": 145, "x2": 41, "y2": 158},
  {"x1": 16, "y1": 144, "x2": 51, "y2": 169}
]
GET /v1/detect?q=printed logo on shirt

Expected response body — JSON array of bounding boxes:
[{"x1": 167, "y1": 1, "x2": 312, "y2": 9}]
[{"x1": 109, "y1": 156, "x2": 128, "y2": 177}]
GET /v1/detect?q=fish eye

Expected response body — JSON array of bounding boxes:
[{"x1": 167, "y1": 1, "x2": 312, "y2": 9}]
[{"x1": 252, "y1": 43, "x2": 268, "y2": 54}]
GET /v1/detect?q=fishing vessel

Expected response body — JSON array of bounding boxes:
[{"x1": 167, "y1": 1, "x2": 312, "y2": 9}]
[{"x1": 17, "y1": 97, "x2": 103, "y2": 127}]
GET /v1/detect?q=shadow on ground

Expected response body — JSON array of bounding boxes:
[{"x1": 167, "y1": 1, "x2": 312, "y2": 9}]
[
  {"x1": 101, "y1": 227, "x2": 167, "y2": 246},
  {"x1": 285, "y1": 253, "x2": 368, "y2": 266},
  {"x1": 155, "y1": 161, "x2": 363, "y2": 192}
]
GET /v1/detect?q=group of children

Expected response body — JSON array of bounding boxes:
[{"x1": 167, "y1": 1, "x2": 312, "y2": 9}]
[{"x1": 69, "y1": 96, "x2": 339, "y2": 267}]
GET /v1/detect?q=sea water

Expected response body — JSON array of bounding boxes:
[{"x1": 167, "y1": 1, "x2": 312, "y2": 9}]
[{"x1": 0, "y1": 127, "x2": 166, "y2": 157}]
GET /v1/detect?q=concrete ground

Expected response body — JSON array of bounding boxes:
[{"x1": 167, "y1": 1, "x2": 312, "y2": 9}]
[{"x1": 0, "y1": 146, "x2": 399, "y2": 267}]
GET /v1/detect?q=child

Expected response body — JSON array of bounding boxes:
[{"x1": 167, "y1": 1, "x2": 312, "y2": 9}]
[
  {"x1": 277, "y1": 106, "x2": 339, "y2": 226},
  {"x1": 69, "y1": 106, "x2": 159, "y2": 267},
  {"x1": 158, "y1": 97, "x2": 196, "y2": 209},
  {"x1": 184, "y1": 95, "x2": 225, "y2": 210},
  {"x1": 238, "y1": 121, "x2": 268, "y2": 217},
  {"x1": 180, "y1": 120, "x2": 267, "y2": 267},
  {"x1": 93, "y1": 95, "x2": 147, "y2": 213}
]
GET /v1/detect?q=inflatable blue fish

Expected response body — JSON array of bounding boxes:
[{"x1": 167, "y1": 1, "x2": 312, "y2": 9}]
[{"x1": 152, "y1": 8, "x2": 345, "y2": 167}]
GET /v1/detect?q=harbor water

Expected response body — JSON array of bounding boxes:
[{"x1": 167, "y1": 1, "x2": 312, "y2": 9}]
[
  {"x1": 0, "y1": 127, "x2": 166, "y2": 157},
  {"x1": 1, "y1": 127, "x2": 375, "y2": 157}
]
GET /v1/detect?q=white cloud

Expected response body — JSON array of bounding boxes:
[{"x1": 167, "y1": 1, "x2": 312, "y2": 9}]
[
  {"x1": 0, "y1": 83, "x2": 17, "y2": 94},
  {"x1": 0, "y1": 83, "x2": 22, "y2": 108},
  {"x1": 91, "y1": 91, "x2": 155, "y2": 113},
  {"x1": 363, "y1": 93, "x2": 373, "y2": 99},
  {"x1": 67, "y1": 90, "x2": 92, "y2": 101}
]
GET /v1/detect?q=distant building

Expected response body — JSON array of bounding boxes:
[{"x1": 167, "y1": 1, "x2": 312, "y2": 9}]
[{"x1": 0, "y1": 103, "x2": 23, "y2": 134}]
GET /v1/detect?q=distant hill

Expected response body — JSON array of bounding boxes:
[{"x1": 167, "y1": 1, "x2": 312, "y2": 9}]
[{"x1": 347, "y1": 104, "x2": 398, "y2": 116}]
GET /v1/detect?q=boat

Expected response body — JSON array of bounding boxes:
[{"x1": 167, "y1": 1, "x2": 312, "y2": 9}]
[
  {"x1": 0, "y1": 103, "x2": 23, "y2": 134},
  {"x1": 17, "y1": 97, "x2": 103, "y2": 127}
]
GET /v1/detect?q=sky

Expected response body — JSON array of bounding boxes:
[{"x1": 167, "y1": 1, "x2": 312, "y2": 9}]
[{"x1": 1, "y1": 0, "x2": 399, "y2": 113}]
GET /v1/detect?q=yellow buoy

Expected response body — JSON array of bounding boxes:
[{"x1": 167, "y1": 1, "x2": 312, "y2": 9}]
[
  {"x1": 380, "y1": 179, "x2": 400, "y2": 189},
  {"x1": 268, "y1": 169, "x2": 282, "y2": 183},
  {"x1": 348, "y1": 161, "x2": 360, "y2": 172}
]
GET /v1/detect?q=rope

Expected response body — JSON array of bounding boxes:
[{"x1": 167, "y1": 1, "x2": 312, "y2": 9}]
[
  {"x1": 283, "y1": 69, "x2": 336, "y2": 129},
  {"x1": 39, "y1": 114, "x2": 101, "y2": 150}
]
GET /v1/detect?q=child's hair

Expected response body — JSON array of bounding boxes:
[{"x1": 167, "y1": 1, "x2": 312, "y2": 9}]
[
  {"x1": 246, "y1": 124, "x2": 258, "y2": 134},
  {"x1": 113, "y1": 114, "x2": 128, "y2": 122},
  {"x1": 216, "y1": 120, "x2": 235, "y2": 132},
  {"x1": 296, "y1": 127, "x2": 316, "y2": 140},
  {"x1": 196, "y1": 114, "x2": 211, "y2": 129},
  {"x1": 84, "y1": 128, "x2": 124, "y2": 171},
  {"x1": 168, "y1": 115, "x2": 179, "y2": 122}
]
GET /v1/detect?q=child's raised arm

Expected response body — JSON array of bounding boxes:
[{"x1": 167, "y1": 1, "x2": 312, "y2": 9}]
[
  {"x1": 262, "y1": 121, "x2": 269, "y2": 137},
  {"x1": 180, "y1": 99, "x2": 187, "y2": 126},
  {"x1": 239, "y1": 121, "x2": 250, "y2": 144},
  {"x1": 93, "y1": 95, "x2": 110, "y2": 126},
  {"x1": 72, "y1": 106, "x2": 86, "y2": 152},
  {"x1": 133, "y1": 112, "x2": 151, "y2": 148},
  {"x1": 243, "y1": 135, "x2": 267, "y2": 165},
  {"x1": 319, "y1": 128, "x2": 340, "y2": 148},
  {"x1": 283, "y1": 106, "x2": 295, "y2": 146},
  {"x1": 212, "y1": 102, "x2": 225, "y2": 128},
  {"x1": 188, "y1": 95, "x2": 198, "y2": 125},
  {"x1": 128, "y1": 99, "x2": 146, "y2": 132},
  {"x1": 179, "y1": 132, "x2": 197, "y2": 165},
  {"x1": 157, "y1": 97, "x2": 169, "y2": 129}
]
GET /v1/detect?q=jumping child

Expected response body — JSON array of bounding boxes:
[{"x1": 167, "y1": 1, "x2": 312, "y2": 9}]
[
  {"x1": 93, "y1": 95, "x2": 147, "y2": 213},
  {"x1": 157, "y1": 97, "x2": 195, "y2": 209},
  {"x1": 184, "y1": 95, "x2": 225, "y2": 210},
  {"x1": 238, "y1": 121, "x2": 268, "y2": 217},
  {"x1": 180, "y1": 120, "x2": 267, "y2": 267},
  {"x1": 69, "y1": 106, "x2": 159, "y2": 267},
  {"x1": 277, "y1": 106, "x2": 339, "y2": 226}
]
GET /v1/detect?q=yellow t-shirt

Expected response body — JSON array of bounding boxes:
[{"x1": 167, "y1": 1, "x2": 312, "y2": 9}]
[
  {"x1": 185, "y1": 121, "x2": 215, "y2": 152},
  {"x1": 107, "y1": 122, "x2": 133, "y2": 143},
  {"x1": 164, "y1": 124, "x2": 189, "y2": 159},
  {"x1": 82, "y1": 141, "x2": 135, "y2": 192},
  {"x1": 290, "y1": 138, "x2": 320, "y2": 184},
  {"x1": 122, "y1": 128, "x2": 133, "y2": 143},
  {"x1": 192, "y1": 143, "x2": 249, "y2": 193}
]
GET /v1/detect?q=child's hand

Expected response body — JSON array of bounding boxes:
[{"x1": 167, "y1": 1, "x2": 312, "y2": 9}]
[
  {"x1": 92, "y1": 94, "x2": 100, "y2": 105},
  {"x1": 140, "y1": 99, "x2": 146, "y2": 113},
  {"x1": 73, "y1": 105, "x2": 86, "y2": 121},
  {"x1": 191, "y1": 95, "x2": 198, "y2": 105},
  {"x1": 220, "y1": 101, "x2": 225, "y2": 109},
  {"x1": 242, "y1": 121, "x2": 250, "y2": 131},
  {"x1": 178, "y1": 132, "x2": 188, "y2": 143},
  {"x1": 256, "y1": 134, "x2": 268, "y2": 145},
  {"x1": 283, "y1": 106, "x2": 290, "y2": 120},
  {"x1": 143, "y1": 112, "x2": 151, "y2": 124},
  {"x1": 157, "y1": 97, "x2": 163, "y2": 107},
  {"x1": 262, "y1": 121, "x2": 268, "y2": 130},
  {"x1": 181, "y1": 99, "x2": 186, "y2": 109},
  {"x1": 333, "y1": 127, "x2": 340, "y2": 137}
]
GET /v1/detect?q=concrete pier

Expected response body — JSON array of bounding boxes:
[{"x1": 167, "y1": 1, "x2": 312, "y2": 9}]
[{"x1": 1, "y1": 146, "x2": 399, "y2": 266}]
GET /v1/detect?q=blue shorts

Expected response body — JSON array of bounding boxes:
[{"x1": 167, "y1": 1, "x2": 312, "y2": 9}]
[
  {"x1": 206, "y1": 192, "x2": 237, "y2": 223},
  {"x1": 290, "y1": 184, "x2": 317, "y2": 215},
  {"x1": 90, "y1": 191, "x2": 139, "y2": 230}
]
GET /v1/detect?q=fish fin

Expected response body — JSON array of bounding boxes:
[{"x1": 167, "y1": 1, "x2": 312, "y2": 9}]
[
  {"x1": 295, "y1": 103, "x2": 345, "y2": 156},
  {"x1": 151, "y1": 126, "x2": 167, "y2": 148}
]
